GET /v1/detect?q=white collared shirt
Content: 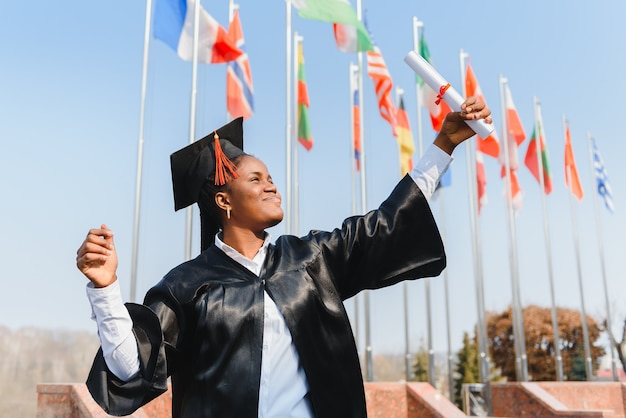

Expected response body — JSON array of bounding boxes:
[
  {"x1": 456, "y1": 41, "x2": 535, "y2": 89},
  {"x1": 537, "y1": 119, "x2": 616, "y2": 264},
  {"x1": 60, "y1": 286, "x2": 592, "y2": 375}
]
[{"x1": 215, "y1": 234, "x2": 314, "y2": 417}]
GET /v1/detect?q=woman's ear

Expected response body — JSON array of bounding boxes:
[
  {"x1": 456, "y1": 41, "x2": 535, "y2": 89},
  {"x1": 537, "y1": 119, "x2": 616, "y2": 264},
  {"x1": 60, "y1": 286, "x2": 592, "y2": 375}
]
[{"x1": 215, "y1": 191, "x2": 230, "y2": 211}]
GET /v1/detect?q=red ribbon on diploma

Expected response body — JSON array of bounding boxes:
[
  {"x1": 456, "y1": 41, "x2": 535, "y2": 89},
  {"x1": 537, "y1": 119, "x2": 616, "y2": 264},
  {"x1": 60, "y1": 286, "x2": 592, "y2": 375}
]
[{"x1": 435, "y1": 83, "x2": 451, "y2": 105}]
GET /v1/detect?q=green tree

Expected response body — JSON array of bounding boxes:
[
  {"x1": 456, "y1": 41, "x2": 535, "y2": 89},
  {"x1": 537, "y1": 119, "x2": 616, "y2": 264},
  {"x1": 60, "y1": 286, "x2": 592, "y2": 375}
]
[
  {"x1": 567, "y1": 347, "x2": 588, "y2": 381},
  {"x1": 412, "y1": 338, "x2": 429, "y2": 382},
  {"x1": 453, "y1": 331, "x2": 479, "y2": 408}
]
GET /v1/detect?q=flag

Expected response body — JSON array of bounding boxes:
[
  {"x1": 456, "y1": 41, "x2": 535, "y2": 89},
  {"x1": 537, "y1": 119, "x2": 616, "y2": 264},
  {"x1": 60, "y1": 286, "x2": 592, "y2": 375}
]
[
  {"x1": 154, "y1": 0, "x2": 242, "y2": 63},
  {"x1": 591, "y1": 138, "x2": 614, "y2": 213},
  {"x1": 499, "y1": 82, "x2": 525, "y2": 210},
  {"x1": 226, "y1": 10, "x2": 254, "y2": 120},
  {"x1": 464, "y1": 62, "x2": 500, "y2": 158},
  {"x1": 464, "y1": 60, "x2": 499, "y2": 213},
  {"x1": 351, "y1": 73, "x2": 361, "y2": 171},
  {"x1": 524, "y1": 110, "x2": 552, "y2": 194},
  {"x1": 395, "y1": 96, "x2": 415, "y2": 176},
  {"x1": 418, "y1": 34, "x2": 452, "y2": 132},
  {"x1": 476, "y1": 151, "x2": 487, "y2": 212},
  {"x1": 297, "y1": 42, "x2": 313, "y2": 150},
  {"x1": 563, "y1": 121, "x2": 583, "y2": 200},
  {"x1": 503, "y1": 168, "x2": 523, "y2": 211},
  {"x1": 292, "y1": 0, "x2": 373, "y2": 52},
  {"x1": 498, "y1": 83, "x2": 525, "y2": 170},
  {"x1": 365, "y1": 23, "x2": 396, "y2": 136},
  {"x1": 333, "y1": 22, "x2": 373, "y2": 52}
]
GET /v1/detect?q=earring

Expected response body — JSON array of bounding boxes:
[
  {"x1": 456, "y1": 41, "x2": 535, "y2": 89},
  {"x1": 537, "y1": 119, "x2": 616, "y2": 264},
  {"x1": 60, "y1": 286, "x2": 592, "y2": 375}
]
[{"x1": 226, "y1": 208, "x2": 231, "y2": 220}]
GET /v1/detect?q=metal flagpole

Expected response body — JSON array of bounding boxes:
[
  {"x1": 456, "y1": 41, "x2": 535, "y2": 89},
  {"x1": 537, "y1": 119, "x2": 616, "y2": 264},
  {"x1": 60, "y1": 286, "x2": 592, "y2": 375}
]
[
  {"x1": 411, "y1": 16, "x2": 435, "y2": 387},
  {"x1": 356, "y1": 0, "x2": 373, "y2": 382},
  {"x1": 349, "y1": 62, "x2": 360, "y2": 350},
  {"x1": 396, "y1": 86, "x2": 413, "y2": 383},
  {"x1": 285, "y1": 0, "x2": 293, "y2": 235},
  {"x1": 568, "y1": 166, "x2": 593, "y2": 380},
  {"x1": 585, "y1": 131, "x2": 618, "y2": 381},
  {"x1": 498, "y1": 76, "x2": 527, "y2": 381},
  {"x1": 412, "y1": 17, "x2": 424, "y2": 157},
  {"x1": 460, "y1": 51, "x2": 492, "y2": 413},
  {"x1": 532, "y1": 98, "x2": 563, "y2": 381},
  {"x1": 130, "y1": 0, "x2": 153, "y2": 302},
  {"x1": 227, "y1": 1, "x2": 238, "y2": 122},
  {"x1": 439, "y1": 189, "x2": 456, "y2": 399},
  {"x1": 293, "y1": 33, "x2": 302, "y2": 235},
  {"x1": 184, "y1": 0, "x2": 202, "y2": 260}
]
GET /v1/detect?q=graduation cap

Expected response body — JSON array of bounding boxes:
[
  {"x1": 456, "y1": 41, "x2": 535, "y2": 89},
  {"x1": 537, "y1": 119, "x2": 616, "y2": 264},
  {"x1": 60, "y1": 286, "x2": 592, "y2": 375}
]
[
  {"x1": 170, "y1": 117, "x2": 246, "y2": 251},
  {"x1": 170, "y1": 117, "x2": 245, "y2": 211}
]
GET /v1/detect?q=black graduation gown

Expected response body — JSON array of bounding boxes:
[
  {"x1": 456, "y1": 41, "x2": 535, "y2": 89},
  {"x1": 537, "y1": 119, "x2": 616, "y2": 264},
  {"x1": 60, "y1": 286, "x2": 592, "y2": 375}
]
[{"x1": 86, "y1": 175, "x2": 446, "y2": 417}]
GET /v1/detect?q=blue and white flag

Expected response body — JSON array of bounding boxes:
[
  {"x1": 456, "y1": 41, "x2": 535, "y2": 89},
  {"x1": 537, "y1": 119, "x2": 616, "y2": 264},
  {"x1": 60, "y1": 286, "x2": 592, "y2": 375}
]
[{"x1": 592, "y1": 138, "x2": 614, "y2": 213}]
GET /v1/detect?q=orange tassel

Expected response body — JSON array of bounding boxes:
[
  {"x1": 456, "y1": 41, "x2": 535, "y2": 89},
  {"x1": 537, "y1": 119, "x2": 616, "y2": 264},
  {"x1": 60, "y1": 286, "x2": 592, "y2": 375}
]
[{"x1": 213, "y1": 131, "x2": 239, "y2": 186}]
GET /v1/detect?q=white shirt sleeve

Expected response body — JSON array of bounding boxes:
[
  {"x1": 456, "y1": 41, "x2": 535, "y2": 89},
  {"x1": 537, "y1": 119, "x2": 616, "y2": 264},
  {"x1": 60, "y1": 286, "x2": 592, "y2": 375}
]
[
  {"x1": 86, "y1": 280, "x2": 141, "y2": 381},
  {"x1": 409, "y1": 143, "x2": 453, "y2": 200}
]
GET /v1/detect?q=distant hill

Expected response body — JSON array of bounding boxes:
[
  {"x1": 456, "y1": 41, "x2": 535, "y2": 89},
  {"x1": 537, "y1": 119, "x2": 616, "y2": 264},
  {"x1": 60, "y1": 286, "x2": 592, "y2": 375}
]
[{"x1": 0, "y1": 325, "x2": 99, "y2": 418}]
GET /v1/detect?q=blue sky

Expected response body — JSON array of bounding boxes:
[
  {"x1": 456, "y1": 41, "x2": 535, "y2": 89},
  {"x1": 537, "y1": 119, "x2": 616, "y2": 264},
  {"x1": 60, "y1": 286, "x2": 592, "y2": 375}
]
[{"x1": 2, "y1": 0, "x2": 626, "y2": 366}]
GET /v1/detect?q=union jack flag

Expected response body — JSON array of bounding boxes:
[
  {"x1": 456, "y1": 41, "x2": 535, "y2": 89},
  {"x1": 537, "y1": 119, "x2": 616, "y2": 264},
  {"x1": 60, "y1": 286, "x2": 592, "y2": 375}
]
[{"x1": 226, "y1": 9, "x2": 254, "y2": 120}]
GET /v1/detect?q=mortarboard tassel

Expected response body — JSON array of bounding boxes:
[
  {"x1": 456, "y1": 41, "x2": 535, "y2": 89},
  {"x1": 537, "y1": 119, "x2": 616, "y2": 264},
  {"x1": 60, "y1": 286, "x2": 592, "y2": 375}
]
[{"x1": 213, "y1": 131, "x2": 239, "y2": 186}]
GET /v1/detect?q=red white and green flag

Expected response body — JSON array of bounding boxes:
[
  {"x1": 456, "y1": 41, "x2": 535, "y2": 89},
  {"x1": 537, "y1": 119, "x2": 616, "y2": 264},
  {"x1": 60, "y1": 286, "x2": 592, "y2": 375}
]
[
  {"x1": 524, "y1": 112, "x2": 552, "y2": 195},
  {"x1": 297, "y1": 41, "x2": 313, "y2": 150}
]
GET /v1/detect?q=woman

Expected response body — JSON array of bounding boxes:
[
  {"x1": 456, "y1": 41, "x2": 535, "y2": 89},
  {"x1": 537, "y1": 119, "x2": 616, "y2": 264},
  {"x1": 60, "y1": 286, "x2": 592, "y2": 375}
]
[{"x1": 76, "y1": 97, "x2": 491, "y2": 418}]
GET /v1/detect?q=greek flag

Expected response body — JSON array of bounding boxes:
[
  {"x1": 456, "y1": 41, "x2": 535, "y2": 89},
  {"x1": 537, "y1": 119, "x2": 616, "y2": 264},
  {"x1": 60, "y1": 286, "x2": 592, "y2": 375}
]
[{"x1": 592, "y1": 138, "x2": 614, "y2": 213}]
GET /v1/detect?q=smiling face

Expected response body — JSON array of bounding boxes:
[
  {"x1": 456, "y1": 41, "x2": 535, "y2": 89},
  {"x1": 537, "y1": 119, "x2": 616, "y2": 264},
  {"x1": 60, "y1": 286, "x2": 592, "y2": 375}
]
[{"x1": 217, "y1": 155, "x2": 283, "y2": 234}]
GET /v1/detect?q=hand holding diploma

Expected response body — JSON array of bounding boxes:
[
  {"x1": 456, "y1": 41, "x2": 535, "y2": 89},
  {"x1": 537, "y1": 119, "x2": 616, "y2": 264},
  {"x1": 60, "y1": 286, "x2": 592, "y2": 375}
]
[{"x1": 404, "y1": 50, "x2": 494, "y2": 139}]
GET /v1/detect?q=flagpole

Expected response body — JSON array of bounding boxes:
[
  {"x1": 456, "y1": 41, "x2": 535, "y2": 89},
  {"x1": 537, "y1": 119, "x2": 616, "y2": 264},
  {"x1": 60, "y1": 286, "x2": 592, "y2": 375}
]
[
  {"x1": 356, "y1": 0, "x2": 373, "y2": 382},
  {"x1": 130, "y1": 0, "x2": 153, "y2": 302},
  {"x1": 498, "y1": 76, "x2": 527, "y2": 381},
  {"x1": 567, "y1": 161, "x2": 593, "y2": 381},
  {"x1": 396, "y1": 86, "x2": 414, "y2": 383},
  {"x1": 184, "y1": 0, "x2": 202, "y2": 260},
  {"x1": 439, "y1": 186, "x2": 456, "y2": 399},
  {"x1": 532, "y1": 98, "x2": 563, "y2": 381},
  {"x1": 411, "y1": 17, "x2": 435, "y2": 388},
  {"x1": 586, "y1": 132, "x2": 618, "y2": 380},
  {"x1": 350, "y1": 62, "x2": 359, "y2": 218},
  {"x1": 293, "y1": 33, "x2": 302, "y2": 235},
  {"x1": 460, "y1": 51, "x2": 492, "y2": 412},
  {"x1": 412, "y1": 17, "x2": 424, "y2": 157},
  {"x1": 226, "y1": 0, "x2": 238, "y2": 121},
  {"x1": 285, "y1": 0, "x2": 293, "y2": 235},
  {"x1": 349, "y1": 62, "x2": 360, "y2": 351}
]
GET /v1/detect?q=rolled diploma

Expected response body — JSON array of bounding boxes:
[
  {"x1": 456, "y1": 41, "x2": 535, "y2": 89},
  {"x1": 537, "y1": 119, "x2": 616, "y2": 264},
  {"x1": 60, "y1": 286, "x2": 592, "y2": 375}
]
[{"x1": 404, "y1": 50, "x2": 494, "y2": 139}]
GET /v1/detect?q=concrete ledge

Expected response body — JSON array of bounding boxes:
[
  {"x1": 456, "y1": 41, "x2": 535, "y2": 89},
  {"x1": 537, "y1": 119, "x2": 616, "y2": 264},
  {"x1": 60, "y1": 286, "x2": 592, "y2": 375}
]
[
  {"x1": 492, "y1": 382, "x2": 613, "y2": 417},
  {"x1": 37, "y1": 384, "x2": 149, "y2": 418},
  {"x1": 536, "y1": 382, "x2": 626, "y2": 418},
  {"x1": 38, "y1": 381, "x2": 626, "y2": 417},
  {"x1": 407, "y1": 382, "x2": 468, "y2": 418},
  {"x1": 39, "y1": 382, "x2": 468, "y2": 418}
]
